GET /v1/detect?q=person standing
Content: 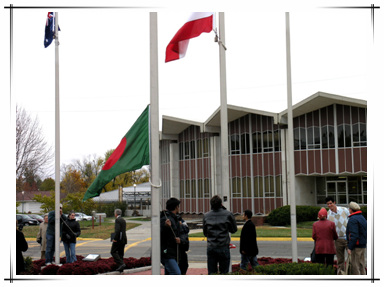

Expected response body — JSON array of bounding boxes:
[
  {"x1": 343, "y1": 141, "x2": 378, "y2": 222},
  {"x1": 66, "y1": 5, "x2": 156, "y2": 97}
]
[
  {"x1": 16, "y1": 220, "x2": 28, "y2": 275},
  {"x1": 177, "y1": 215, "x2": 190, "y2": 275},
  {"x1": 45, "y1": 204, "x2": 66, "y2": 265},
  {"x1": 239, "y1": 210, "x2": 259, "y2": 270},
  {"x1": 203, "y1": 195, "x2": 237, "y2": 275},
  {"x1": 325, "y1": 196, "x2": 350, "y2": 274},
  {"x1": 312, "y1": 208, "x2": 338, "y2": 267},
  {"x1": 346, "y1": 201, "x2": 367, "y2": 275},
  {"x1": 160, "y1": 197, "x2": 182, "y2": 275},
  {"x1": 61, "y1": 211, "x2": 81, "y2": 263},
  {"x1": 36, "y1": 214, "x2": 48, "y2": 260},
  {"x1": 111, "y1": 209, "x2": 127, "y2": 272}
]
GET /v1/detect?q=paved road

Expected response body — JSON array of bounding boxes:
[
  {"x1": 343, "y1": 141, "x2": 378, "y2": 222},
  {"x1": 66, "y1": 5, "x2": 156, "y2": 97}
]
[{"x1": 23, "y1": 219, "x2": 314, "y2": 262}]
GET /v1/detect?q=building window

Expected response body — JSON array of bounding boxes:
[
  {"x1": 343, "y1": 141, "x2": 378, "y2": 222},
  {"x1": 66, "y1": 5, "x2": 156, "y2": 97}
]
[
  {"x1": 254, "y1": 176, "x2": 263, "y2": 197},
  {"x1": 263, "y1": 131, "x2": 273, "y2": 152},
  {"x1": 241, "y1": 133, "x2": 250, "y2": 154},
  {"x1": 197, "y1": 138, "x2": 210, "y2": 158},
  {"x1": 353, "y1": 122, "x2": 367, "y2": 147},
  {"x1": 324, "y1": 176, "x2": 366, "y2": 205},
  {"x1": 231, "y1": 177, "x2": 241, "y2": 198},
  {"x1": 204, "y1": 178, "x2": 210, "y2": 197},
  {"x1": 252, "y1": 132, "x2": 262, "y2": 153},
  {"x1": 274, "y1": 129, "x2": 281, "y2": 151},
  {"x1": 180, "y1": 180, "x2": 185, "y2": 198},
  {"x1": 230, "y1": 135, "x2": 240, "y2": 155},
  {"x1": 264, "y1": 176, "x2": 274, "y2": 197},
  {"x1": 242, "y1": 177, "x2": 251, "y2": 197},
  {"x1": 275, "y1": 175, "x2": 282, "y2": 197}
]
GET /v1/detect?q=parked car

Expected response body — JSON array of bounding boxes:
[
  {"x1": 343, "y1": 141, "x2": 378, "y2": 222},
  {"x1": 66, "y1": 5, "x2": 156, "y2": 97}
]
[
  {"x1": 28, "y1": 214, "x2": 44, "y2": 223},
  {"x1": 16, "y1": 214, "x2": 39, "y2": 226},
  {"x1": 75, "y1": 213, "x2": 93, "y2": 221}
]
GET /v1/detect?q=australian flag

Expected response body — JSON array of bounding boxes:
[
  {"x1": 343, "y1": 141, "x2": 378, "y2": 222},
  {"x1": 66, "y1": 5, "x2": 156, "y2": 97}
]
[{"x1": 44, "y1": 12, "x2": 60, "y2": 48}]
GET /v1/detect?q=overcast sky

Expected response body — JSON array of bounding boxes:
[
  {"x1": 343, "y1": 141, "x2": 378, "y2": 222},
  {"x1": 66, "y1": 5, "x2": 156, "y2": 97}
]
[
  {"x1": 6, "y1": 6, "x2": 377, "y2": 172},
  {"x1": 2, "y1": 1, "x2": 383, "y2": 284}
]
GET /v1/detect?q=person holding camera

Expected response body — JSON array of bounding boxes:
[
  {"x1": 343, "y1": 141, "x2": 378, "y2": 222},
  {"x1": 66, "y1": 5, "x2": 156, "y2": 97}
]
[
  {"x1": 36, "y1": 214, "x2": 48, "y2": 260},
  {"x1": 61, "y1": 211, "x2": 81, "y2": 263}
]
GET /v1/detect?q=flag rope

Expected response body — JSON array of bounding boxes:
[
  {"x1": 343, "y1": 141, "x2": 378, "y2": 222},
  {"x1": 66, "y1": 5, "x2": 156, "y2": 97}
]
[{"x1": 149, "y1": 178, "x2": 162, "y2": 188}]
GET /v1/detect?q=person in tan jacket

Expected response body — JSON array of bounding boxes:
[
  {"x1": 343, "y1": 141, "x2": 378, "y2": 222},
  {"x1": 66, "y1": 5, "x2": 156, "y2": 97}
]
[{"x1": 36, "y1": 214, "x2": 48, "y2": 260}]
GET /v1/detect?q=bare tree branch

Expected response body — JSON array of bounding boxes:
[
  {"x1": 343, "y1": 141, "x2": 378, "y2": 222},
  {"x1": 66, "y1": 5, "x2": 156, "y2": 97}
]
[{"x1": 16, "y1": 105, "x2": 53, "y2": 190}]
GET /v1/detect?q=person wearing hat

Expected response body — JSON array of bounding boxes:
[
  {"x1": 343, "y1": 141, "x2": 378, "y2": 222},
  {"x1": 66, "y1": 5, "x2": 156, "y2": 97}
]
[
  {"x1": 312, "y1": 208, "x2": 338, "y2": 267},
  {"x1": 346, "y1": 201, "x2": 367, "y2": 275}
]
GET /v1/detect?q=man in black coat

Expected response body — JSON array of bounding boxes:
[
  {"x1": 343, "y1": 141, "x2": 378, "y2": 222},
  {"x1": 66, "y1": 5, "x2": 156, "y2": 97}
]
[
  {"x1": 16, "y1": 220, "x2": 28, "y2": 275},
  {"x1": 160, "y1": 197, "x2": 182, "y2": 275},
  {"x1": 111, "y1": 209, "x2": 127, "y2": 272},
  {"x1": 239, "y1": 210, "x2": 259, "y2": 270}
]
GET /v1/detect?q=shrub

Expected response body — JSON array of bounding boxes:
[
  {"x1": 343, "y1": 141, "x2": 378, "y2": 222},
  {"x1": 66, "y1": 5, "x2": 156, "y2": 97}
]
[
  {"x1": 360, "y1": 205, "x2": 367, "y2": 220},
  {"x1": 231, "y1": 262, "x2": 335, "y2": 275},
  {"x1": 267, "y1": 205, "x2": 322, "y2": 226}
]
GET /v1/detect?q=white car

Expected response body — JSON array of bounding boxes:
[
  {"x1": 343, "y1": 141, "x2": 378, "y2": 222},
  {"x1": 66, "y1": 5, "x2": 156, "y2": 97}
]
[{"x1": 75, "y1": 212, "x2": 93, "y2": 221}]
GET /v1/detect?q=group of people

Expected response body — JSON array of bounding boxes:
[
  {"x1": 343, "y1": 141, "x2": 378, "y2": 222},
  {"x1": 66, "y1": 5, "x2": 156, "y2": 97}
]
[
  {"x1": 34, "y1": 205, "x2": 81, "y2": 265},
  {"x1": 312, "y1": 196, "x2": 367, "y2": 275},
  {"x1": 17, "y1": 195, "x2": 367, "y2": 276},
  {"x1": 16, "y1": 205, "x2": 81, "y2": 274},
  {"x1": 160, "y1": 195, "x2": 259, "y2": 275}
]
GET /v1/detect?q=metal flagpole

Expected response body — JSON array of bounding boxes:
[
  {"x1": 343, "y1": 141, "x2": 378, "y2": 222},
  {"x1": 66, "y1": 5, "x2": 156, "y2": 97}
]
[
  {"x1": 218, "y1": 12, "x2": 230, "y2": 211},
  {"x1": 218, "y1": 12, "x2": 232, "y2": 273},
  {"x1": 285, "y1": 12, "x2": 298, "y2": 263},
  {"x1": 149, "y1": 12, "x2": 161, "y2": 275},
  {"x1": 54, "y1": 12, "x2": 61, "y2": 265}
]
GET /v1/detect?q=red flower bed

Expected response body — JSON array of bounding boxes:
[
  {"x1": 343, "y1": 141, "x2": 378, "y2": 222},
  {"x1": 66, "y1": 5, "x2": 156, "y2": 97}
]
[{"x1": 23, "y1": 256, "x2": 151, "y2": 275}]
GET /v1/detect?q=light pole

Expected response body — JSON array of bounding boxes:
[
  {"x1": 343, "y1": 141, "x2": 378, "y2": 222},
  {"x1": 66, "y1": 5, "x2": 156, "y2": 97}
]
[
  {"x1": 133, "y1": 184, "x2": 137, "y2": 216},
  {"x1": 22, "y1": 191, "x2": 24, "y2": 213}
]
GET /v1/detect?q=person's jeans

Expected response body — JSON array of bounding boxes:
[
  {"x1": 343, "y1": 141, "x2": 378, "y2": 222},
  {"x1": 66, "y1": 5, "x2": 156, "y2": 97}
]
[
  {"x1": 45, "y1": 234, "x2": 55, "y2": 264},
  {"x1": 161, "y1": 258, "x2": 181, "y2": 275},
  {"x1": 207, "y1": 247, "x2": 230, "y2": 275},
  {"x1": 63, "y1": 242, "x2": 77, "y2": 263},
  {"x1": 240, "y1": 253, "x2": 259, "y2": 270}
]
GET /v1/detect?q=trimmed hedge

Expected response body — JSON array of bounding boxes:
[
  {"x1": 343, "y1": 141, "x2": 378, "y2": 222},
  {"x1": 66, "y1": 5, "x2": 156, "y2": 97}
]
[
  {"x1": 267, "y1": 205, "x2": 321, "y2": 226},
  {"x1": 231, "y1": 262, "x2": 335, "y2": 275},
  {"x1": 267, "y1": 205, "x2": 368, "y2": 226}
]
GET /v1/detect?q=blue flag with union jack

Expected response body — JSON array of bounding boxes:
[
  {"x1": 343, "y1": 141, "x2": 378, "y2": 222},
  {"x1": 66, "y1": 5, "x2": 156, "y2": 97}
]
[{"x1": 44, "y1": 12, "x2": 60, "y2": 48}]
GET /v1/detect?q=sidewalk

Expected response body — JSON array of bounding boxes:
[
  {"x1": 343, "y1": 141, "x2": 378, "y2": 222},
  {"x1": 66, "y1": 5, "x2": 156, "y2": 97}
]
[{"x1": 123, "y1": 262, "x2": 209, "y2": 275}]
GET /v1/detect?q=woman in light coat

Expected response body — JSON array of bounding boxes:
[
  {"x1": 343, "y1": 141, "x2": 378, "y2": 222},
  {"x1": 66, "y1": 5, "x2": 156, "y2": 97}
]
[{"x1": 36, "y1": 214, "x2": 48, "y2": 260}]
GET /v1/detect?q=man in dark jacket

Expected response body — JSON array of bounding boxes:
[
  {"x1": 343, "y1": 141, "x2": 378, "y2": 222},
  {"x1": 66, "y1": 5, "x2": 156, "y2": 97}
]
[
  {"x1": 160, "y1": 197, "x2": 181, "y2": 275},
  {"x1": 16, "y1": 220, "x2": 28, "y2": 275},
  {"x1": 177, "y1": 215, "x2": 190, "y2": 274},
  {"x1": 45, "y1": 204, "x2": 67, "y2": 265},
  {"x1": 203, "y1": 195, "x2": 237, "y2": 275},
  {"x1": 111, "y1": 209, "x2": 127, "y2": 272},
  {"x1": 239, "y1": 210, "x2": 259, "y2": 270},
  {"x1": 346, "y1": 201, "x2": 367, "y2": 275}
]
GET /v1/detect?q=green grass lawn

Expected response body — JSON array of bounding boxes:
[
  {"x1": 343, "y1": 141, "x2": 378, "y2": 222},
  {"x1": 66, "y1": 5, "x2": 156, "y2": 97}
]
[
  {"x1": 189, "y1": 226, "x2": 313, "y2": 238},
  {"x1": 21, "y1": 217, "x2": 140, "y2": 240},
  {"x1": 21, "y1": 218, "x2": 315, "y2": 239},
  {"x1": 189, "y1": 221, "x2": 316, "y2": 238}
]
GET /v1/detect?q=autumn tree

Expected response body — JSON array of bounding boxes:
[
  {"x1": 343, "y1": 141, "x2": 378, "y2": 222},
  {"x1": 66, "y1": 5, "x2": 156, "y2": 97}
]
[
  {"x1": 61, "y1": 166, "x2": 87, "y2": 194},
  {"x1": 40, "y1": 178, "x2": 55, "y2": 191}
]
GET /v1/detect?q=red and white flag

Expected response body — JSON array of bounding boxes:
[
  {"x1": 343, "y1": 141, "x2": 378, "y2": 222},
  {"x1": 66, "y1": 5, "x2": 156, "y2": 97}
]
[{"x1": 165, "y1": 12, "x2": 214, "y2": 63}]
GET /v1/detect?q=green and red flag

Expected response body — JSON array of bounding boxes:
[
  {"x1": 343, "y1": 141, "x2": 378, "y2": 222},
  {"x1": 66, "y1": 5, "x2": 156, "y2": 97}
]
[{"x1": 83, "y1": 105, "x2": 150, "y2": 201}]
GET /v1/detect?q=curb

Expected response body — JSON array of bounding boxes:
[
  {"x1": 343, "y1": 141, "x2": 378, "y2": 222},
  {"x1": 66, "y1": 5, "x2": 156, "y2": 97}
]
[{"x1": 102, "y1": 266, "x2": 153, "y2": 275}]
